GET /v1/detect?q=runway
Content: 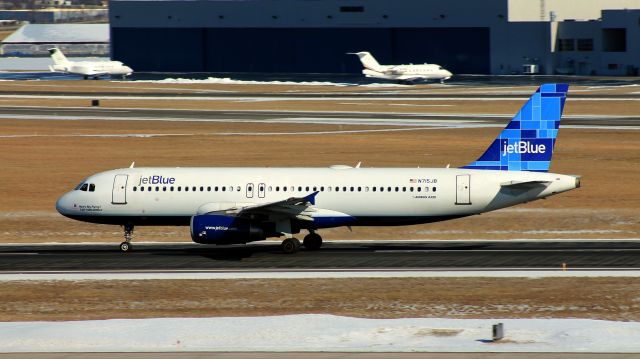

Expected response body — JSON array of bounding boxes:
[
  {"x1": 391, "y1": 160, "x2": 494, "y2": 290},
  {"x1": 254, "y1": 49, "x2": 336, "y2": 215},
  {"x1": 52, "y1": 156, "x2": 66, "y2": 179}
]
[
  {"x1": 1, "y1": 105, "x2": 639, "y2": 128},
  {"x1": 1, "y1": 240, "x2": 640, "y2": 272}
]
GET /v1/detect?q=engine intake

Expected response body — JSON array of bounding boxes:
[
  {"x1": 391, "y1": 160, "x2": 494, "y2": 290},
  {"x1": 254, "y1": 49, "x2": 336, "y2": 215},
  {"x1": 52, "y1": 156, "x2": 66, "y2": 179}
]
[{"x1": 190, "y1": 214, "x2": 265, "y2": 244}]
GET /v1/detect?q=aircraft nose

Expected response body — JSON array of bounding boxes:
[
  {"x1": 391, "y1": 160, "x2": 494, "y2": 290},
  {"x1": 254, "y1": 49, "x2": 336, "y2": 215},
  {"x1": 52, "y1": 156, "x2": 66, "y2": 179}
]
[{"x1": 55, "y1": 192, "x2": 75, "y2": 215}]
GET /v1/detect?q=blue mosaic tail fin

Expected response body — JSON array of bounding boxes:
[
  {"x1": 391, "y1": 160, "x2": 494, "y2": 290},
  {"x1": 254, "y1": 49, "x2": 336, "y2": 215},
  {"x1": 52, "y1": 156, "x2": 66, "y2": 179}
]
[{"x1": 462, "y1": 83, "x2": 569, "y2": 172}]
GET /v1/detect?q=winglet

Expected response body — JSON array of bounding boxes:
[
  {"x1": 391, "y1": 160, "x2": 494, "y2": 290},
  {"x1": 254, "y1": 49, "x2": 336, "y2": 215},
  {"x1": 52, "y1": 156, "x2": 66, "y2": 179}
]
[
  {"x1": 303, "y1": 191, "x2": 320, "y2": 205},
  {"x1": 129, "y1": 161, "x2": 135, "y2": 168}
]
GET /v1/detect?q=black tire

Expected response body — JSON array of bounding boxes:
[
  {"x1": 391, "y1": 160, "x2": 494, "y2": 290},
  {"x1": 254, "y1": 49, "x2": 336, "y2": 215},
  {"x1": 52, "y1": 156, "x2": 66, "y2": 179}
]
[
  {"x1": 303, "y1": 233, "x2": 323, "y2": 250},
  {"x1": 281, "y1": 238, "x2": 300, "y2": 254},
  {"x1": 120, "y1": 241, "x2": 132, "y2": 252}
]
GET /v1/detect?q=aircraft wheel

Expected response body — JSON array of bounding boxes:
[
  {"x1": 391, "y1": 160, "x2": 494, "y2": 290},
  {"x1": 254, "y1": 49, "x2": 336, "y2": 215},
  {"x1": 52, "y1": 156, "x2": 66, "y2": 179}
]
[
  {"x1": 281, "y1": 238, "x2": 300, "y2": 254},
  {"x1": 120, "y1": 241, "x2": 132, "y2": 252},
  {"x1": 303, "y1": 233, "x2": 323, "y2": 250}
]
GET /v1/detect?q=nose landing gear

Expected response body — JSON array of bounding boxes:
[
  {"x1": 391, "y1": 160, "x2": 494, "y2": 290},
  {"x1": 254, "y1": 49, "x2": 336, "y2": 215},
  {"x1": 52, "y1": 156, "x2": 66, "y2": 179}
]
[{"x1": 120, "y1": 224, "x2": 134, "y2": 252}]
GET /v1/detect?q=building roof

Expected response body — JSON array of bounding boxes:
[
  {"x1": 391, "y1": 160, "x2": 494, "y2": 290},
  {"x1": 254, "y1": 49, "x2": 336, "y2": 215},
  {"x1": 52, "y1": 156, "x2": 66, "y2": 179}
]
[{"x1": 2, "y1": 23, "x2": 108, "y2": 44}]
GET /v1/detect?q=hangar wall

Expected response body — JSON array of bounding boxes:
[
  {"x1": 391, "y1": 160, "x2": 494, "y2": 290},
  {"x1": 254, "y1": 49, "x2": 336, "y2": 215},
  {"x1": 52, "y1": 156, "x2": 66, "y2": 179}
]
[
  {"x1": 111, "y1": 27, "x2": 490, "y2": 73},
  {"x1": 110, "y1": 0, "x2": 501, "y2": 73},
  {"x1": 109, "y1": 0, "x2": 640, "y2": 75}
]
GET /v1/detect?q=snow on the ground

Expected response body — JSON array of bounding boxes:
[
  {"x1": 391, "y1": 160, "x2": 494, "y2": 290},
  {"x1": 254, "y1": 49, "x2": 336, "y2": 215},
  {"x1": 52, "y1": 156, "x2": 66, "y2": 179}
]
[
  {"x1": 128, "y1": 76, "x2": 407, "y2": 87},
  {"x1": 1, "y1": 270, "x2": 640, "y2": 282},
  {"x1": 1, "y1": 315, "x2": 639, "y2": 352}
]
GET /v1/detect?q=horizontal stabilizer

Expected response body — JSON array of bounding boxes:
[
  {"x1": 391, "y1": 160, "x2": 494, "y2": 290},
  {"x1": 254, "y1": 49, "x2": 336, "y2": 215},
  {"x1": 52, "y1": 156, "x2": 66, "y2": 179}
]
[{"x1": 500, "y1": 180, "x2": 551, "y2": 189}]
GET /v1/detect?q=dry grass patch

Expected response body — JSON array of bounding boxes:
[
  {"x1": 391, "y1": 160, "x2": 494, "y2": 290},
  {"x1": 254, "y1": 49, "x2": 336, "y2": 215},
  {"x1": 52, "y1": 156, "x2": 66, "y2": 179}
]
[{"x1": 1, "y1": 278, "x2": 639, "y2": 321}]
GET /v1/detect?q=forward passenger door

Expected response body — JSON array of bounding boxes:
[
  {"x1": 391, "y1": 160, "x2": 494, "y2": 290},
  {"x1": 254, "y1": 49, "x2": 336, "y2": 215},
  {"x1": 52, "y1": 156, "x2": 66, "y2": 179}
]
[{"x1": 112, "y1": 174, "x2": 128, "y2": 204}]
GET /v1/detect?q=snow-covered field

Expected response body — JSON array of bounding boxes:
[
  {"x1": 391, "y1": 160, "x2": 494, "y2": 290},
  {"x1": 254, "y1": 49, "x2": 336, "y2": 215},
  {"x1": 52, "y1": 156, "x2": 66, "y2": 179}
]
[
  {"x1": 127, "y1": 76, "x2": 407, "y2": 87},
  {"x1": 2, "y1": 315, "x2": 639, "y2": 353}
]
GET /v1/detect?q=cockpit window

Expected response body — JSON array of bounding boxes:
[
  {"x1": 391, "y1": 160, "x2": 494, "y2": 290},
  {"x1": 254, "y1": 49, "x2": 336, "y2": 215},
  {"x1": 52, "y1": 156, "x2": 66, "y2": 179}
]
[
  {"x1": 89, "y1": 183, "x2": 96, "y2": 192},
  {"x1": 80, "y1": 183, "x2": 88, "y2": 191}
]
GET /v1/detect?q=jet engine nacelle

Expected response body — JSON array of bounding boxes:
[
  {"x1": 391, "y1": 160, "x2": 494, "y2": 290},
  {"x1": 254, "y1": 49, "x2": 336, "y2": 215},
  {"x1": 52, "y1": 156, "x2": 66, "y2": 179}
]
[{"x1": 190, "y1": 214, "x2": 265, "y2": 244}]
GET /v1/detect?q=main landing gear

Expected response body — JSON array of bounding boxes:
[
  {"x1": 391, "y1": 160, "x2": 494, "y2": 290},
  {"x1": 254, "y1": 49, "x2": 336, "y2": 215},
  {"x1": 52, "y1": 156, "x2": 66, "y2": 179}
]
[
  {"x1": 280, "y1": 232, "x2": 323, "y2": 254},
  {"x1": 281, "y1": 237, "x2": 300, "y2": 254},
  {"x1": 303, "y1": 232, "x2": 323, "y2": 251},
  {"x1": 120, "y1": 224, "x2": 134, "y2": 252}
]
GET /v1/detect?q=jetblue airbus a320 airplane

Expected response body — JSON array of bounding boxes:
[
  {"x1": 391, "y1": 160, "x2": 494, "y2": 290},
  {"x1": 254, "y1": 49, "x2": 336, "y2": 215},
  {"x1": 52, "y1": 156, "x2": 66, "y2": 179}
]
[{"x1": 56, "y1": 84, "x2": 579, "y2": 253}]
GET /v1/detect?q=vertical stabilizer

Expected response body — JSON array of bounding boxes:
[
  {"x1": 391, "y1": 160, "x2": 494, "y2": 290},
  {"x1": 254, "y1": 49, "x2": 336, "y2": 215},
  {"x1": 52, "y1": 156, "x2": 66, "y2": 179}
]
[
  {"x1": 463, "y1": 83, "x2": 569, "y2": 172},
  {"x1": 48, "y1": 48, "x2": 69, "y2": 65},
  {"x1": 350, "y1": 51, "x2": 383, "y2": 72}
]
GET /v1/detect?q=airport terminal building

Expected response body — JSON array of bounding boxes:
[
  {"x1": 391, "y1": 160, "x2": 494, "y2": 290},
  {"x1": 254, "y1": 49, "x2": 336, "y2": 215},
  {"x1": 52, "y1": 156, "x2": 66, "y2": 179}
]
[{"x1": 110, "y1": 0, "x2": 640, "y2": 75}]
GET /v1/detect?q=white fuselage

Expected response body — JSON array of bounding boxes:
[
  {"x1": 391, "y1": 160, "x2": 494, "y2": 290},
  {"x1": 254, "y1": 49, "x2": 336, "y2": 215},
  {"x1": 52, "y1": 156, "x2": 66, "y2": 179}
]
[
  {"x1": 56, "y1": 166, "x2": 579, "y2": 227},
  {"x1": 363, "y1": 64, "x2": 452, "y2": 82},
  {"x1": 50, "y1": 60, "x2": 133, "y2": 77}
]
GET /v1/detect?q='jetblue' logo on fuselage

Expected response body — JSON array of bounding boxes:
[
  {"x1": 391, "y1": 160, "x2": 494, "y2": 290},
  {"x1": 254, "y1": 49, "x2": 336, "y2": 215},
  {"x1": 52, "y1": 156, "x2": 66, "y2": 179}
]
[
  {"x1": 502, "y1": 141, "x2": 546, "y2": 156},
  {"x1": 138, "y1": 175, "x2": 176, "y2": 186}
]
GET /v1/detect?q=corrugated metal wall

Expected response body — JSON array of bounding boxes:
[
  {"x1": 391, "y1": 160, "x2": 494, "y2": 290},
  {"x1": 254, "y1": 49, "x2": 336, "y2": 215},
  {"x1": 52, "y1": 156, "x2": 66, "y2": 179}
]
[{"x1": 112, "y1": 27, "x2": 490, "y2": 73}]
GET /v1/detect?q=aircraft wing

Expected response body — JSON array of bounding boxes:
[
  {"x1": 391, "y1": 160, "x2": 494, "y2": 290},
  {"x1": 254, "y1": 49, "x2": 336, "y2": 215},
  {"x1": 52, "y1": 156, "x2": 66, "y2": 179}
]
[
  {"x1": 200, "y1": 191, "x2": 320, "y2": 221},
  {"x1": 384, "y1": 66, "x2": 404, "y2": 75},
  {"x1": 81, "y1": 70, "x2": 110, "y2": 76}
]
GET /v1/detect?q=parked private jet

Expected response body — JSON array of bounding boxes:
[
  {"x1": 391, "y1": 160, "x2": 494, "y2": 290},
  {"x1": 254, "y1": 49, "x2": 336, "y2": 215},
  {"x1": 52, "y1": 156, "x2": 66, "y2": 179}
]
[
  {"x1": 56, "y1": 84, "x2": 578, "y2": 253},
  {"x1": 48, "y1": 48, "x2": 133, "y2": 79},
  {"x1": 349, "y1": 51, "x2": 452, "y2": 84}
]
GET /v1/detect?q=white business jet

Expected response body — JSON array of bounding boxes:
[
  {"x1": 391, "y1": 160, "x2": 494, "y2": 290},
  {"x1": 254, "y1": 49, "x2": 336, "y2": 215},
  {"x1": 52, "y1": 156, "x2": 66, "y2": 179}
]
[
  {"x1": 56, "y1": 84, "x2": 578, "y2": 253},
  {"x1": 349, "y1": 51, "x2": 452, "y2": 84},
  {"x1": 48, "y1": 48, "x2": 133, "y2": 79}
]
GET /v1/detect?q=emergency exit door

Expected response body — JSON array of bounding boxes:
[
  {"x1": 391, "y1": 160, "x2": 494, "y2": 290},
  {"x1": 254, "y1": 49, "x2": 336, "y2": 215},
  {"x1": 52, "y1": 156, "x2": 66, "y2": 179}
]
[{"x1": 455, "y1": 174, "x2": 471, "y2": 205}]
